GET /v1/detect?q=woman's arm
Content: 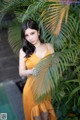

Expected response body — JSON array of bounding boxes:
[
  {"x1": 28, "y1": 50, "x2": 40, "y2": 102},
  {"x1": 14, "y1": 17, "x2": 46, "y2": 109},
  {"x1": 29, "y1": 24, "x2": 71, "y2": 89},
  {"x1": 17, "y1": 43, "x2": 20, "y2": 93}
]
[{"x1": 19, "y1": 48, "x2": 33, "y2": 77}]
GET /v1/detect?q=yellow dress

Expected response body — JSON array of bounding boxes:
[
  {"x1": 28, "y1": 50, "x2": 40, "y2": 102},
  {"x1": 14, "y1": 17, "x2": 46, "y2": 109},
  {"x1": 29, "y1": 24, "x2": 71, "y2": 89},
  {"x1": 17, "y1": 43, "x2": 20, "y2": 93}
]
[{"x1": 23, "y1": 50, "x2": 57, "y2": 120}]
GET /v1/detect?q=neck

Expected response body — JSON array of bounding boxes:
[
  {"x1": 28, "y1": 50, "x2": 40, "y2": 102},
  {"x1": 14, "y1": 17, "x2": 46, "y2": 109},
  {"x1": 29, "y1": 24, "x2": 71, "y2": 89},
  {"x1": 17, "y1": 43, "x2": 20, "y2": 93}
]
[{"x1": 35, "y1": 41, "x2": 42, "y2": 48}]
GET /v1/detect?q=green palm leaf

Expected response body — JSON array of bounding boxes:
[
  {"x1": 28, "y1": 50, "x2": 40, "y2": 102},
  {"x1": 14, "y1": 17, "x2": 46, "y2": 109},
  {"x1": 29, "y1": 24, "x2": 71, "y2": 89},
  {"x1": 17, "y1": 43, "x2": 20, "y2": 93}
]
[
  {"x1": 22, "y1": 1, "x2": 46, "y2": 22},
  {"x1": 66, "y1": 86, "x2": 80, "y2": 104},
  {"x1": 49, "y1": 16, "x2": 77, "y2": 50},
  {"x1": 0, "y1": 0, "x2": 34, "y2": 23},
  {"x1": 8, "y1": 22, "x2": 22, "y2": 56},
  {"x1": 32, "y1": 45, "x2": 80, "y2": 102}
]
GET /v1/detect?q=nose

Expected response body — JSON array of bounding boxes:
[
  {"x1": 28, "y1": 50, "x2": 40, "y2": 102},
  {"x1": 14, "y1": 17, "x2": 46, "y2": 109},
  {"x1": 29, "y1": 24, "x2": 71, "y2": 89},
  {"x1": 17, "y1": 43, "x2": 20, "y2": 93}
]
[{"x1": 29, "y1": 35, "x2": 32, "y2": 41}]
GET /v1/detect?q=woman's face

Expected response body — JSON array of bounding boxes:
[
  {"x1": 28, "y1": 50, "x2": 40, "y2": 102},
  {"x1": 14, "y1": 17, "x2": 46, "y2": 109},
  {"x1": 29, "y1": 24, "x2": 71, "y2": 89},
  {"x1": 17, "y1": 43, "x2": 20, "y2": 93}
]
[{"x1": 25, "y1": 28, "x2": 40, "y2": 45}]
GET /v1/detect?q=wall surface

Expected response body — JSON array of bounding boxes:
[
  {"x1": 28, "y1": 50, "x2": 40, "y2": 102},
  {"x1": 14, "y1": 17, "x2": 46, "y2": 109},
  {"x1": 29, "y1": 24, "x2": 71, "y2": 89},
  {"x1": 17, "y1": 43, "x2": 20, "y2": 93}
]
[{"x1": 0, "y1": 29, "x2": 20, "y2": 82}]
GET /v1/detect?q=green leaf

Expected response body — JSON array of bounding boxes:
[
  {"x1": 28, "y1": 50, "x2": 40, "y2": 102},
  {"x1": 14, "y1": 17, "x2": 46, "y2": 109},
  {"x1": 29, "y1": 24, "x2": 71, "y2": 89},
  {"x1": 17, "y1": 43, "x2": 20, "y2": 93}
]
[{"x1": 8, "y1": 22, "x2": 22, "y2": 56}]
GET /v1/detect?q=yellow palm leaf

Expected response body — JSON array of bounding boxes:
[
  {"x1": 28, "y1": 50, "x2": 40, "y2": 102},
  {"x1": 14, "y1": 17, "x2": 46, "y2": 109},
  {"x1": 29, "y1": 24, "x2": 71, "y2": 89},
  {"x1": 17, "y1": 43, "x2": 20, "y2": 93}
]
[
  {"x1": 31, "y1": 54, "x2": 54, "y2": 102},
  {"x1": 53, "y1": 6, "x2": 69, "y2": 35},
  {"x1": 41, "y1": 0, "x2": 70, "y2": 36}
]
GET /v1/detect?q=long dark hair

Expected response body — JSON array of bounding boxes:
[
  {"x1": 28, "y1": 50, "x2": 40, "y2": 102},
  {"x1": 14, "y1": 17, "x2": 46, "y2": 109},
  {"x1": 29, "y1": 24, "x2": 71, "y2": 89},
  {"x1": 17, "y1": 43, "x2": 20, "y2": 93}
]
[{"x1": 21, "y1": 19, "x2": 42, "y2": 57}]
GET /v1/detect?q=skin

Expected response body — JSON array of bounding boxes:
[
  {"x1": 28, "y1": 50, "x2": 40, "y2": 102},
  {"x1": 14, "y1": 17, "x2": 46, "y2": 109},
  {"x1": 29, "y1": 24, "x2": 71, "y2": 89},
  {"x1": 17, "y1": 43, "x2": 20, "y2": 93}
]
[{"x1": 19, "y1": 28, "x2": 54, "y2": 77}]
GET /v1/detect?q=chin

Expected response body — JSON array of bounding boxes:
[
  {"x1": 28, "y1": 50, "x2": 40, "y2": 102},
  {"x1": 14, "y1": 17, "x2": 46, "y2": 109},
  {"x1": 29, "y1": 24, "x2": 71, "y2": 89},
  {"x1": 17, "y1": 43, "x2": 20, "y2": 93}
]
[{"x1": 31, "y1": 41, "x2": 36, "y2": 45}]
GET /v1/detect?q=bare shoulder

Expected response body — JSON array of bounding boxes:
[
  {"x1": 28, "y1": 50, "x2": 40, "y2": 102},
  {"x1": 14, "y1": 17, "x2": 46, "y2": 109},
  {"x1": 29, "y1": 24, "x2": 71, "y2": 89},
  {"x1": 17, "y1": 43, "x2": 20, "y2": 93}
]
[
  {"x1": 46, "y1": 43, "x2": 54, "y2": 53},
  {"x1": 19, "y1": 48, "x2": 25, "y2": 58},
  {"x1": 46, "y1": 43, "x2": 53, "y2": 48}
]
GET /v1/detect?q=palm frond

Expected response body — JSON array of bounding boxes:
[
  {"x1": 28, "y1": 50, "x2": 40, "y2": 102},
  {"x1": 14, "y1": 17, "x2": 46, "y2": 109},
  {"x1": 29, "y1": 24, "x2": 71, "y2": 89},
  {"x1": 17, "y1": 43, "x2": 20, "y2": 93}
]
[
  {"x1": 0, "y1": 0, "x2": 33, "y2": 23},
  {"x1": 41, "y1": 1, "x2": 70, "y2": 36},
  {"x1": 71, "y1": 66, "x2": 80, "y2": 78},
  {"x1": 31, "y1": 45, "x2": 80, "y2": 102},
  {"x1": 8, "y1": 22, "x2": 22, "y2": 56},
  {"x1": 50, "y1": 16, "x2": 77, "y2": 50},
  {"x1": 22, "y1": 1, "x2": 46, "y2": 22},
  {"x1": 66, "y1": 86, "x2": 80, "y2": 104},
  {"x1": 22, "y1": 0, "x2": 70, "y2": 36},
  {"x1": 14, "y1": 10, "x2": 26, "y2": 23}
]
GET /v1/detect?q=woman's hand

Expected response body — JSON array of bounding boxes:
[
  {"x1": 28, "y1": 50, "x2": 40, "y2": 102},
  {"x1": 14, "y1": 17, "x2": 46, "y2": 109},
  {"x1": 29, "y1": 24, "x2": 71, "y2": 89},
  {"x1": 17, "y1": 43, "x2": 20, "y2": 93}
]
[{"x1": 31, "y1": 68, "x2": 40, "y2": 76}]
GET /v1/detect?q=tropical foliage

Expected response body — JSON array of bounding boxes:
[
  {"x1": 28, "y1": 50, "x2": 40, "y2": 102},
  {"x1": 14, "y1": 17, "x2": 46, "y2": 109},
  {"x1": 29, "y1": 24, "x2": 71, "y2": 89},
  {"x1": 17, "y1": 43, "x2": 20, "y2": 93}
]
[{"x1": 0, "y1": 0, "x2": 80, "y2": 119}]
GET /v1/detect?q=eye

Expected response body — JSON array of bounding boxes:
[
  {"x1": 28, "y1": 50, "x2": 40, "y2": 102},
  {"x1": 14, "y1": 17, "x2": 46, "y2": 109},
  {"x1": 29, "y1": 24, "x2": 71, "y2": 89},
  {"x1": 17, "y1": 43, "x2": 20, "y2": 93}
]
[
  {"x1": 31, "y1": 32, "x2": 35, "y2": 35},
  {"x1": 25, "y1": 34, "x2": 28, "y2": 37}
]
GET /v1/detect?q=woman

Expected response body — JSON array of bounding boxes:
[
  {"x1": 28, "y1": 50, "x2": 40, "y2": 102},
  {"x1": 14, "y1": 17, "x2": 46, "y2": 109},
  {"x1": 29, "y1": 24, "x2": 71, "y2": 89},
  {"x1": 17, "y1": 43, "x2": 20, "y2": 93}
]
[{"x1": 19, "y1": 19, "x2": 57, "y2": 120}]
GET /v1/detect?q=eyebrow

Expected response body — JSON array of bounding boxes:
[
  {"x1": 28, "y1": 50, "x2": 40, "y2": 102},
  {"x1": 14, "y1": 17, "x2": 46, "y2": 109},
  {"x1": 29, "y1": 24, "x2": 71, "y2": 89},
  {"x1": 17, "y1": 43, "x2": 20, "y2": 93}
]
[{"x1": 25, "y1": 34, "x2": 28, "y2": 36}]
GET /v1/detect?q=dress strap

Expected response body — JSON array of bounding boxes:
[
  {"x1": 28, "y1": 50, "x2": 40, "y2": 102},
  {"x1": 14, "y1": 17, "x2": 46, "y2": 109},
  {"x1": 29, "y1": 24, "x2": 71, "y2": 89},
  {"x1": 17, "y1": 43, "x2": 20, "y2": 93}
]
[{"x1": 45, "y1": 43, "x2": 51, "y2": 53}]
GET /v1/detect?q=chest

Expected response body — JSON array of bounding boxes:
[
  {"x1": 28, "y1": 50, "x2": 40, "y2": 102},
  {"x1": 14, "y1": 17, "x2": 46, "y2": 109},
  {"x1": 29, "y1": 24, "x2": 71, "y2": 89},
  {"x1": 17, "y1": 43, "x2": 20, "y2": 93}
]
[{"x1": 34, "y1": 48, "x2": 47, "y2": 59}]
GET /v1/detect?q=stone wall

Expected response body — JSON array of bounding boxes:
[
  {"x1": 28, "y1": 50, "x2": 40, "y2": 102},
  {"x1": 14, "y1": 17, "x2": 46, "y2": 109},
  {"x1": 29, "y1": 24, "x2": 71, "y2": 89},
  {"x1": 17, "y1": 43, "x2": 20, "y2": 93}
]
[{"x1": 0, "y1": 28, "x2": 21, "y2": 82}]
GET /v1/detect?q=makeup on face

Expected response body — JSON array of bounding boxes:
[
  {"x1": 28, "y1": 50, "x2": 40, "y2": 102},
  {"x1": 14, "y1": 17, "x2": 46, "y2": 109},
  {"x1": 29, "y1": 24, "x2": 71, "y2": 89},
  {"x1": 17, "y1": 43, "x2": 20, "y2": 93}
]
[{"x1": 25, "y1": 28, "x2": 40, "y2": 45}]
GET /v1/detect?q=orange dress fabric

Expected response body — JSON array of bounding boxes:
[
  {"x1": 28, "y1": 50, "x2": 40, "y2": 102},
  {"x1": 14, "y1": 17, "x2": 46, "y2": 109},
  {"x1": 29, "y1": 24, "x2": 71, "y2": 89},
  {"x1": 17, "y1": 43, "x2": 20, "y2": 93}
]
[{"x1": 23, "y1": 50, "x2": 57, "y2": 120}]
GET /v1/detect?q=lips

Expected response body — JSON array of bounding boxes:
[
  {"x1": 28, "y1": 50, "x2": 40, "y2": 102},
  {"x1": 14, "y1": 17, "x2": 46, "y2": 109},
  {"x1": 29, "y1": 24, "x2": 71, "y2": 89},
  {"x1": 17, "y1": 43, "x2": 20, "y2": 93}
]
[{"x1": 31, "y1": 41, "x2": 35, "y2": 43}]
